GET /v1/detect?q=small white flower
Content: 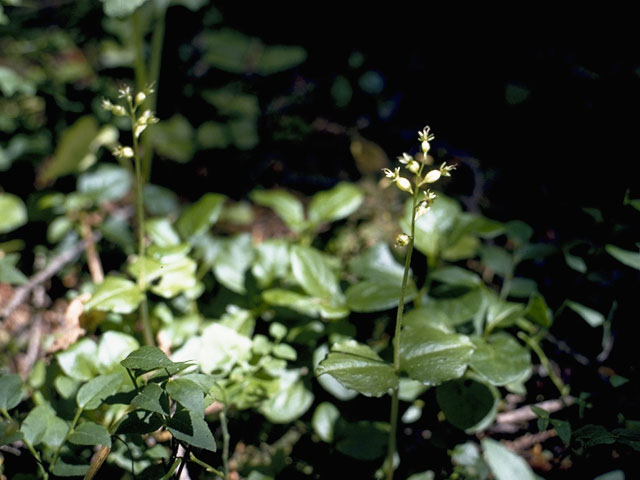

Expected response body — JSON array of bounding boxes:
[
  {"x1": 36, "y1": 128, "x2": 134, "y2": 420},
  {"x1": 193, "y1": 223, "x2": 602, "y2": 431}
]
[{"x1": 423, "y1": 169, "x2": 441, "y2": 184}]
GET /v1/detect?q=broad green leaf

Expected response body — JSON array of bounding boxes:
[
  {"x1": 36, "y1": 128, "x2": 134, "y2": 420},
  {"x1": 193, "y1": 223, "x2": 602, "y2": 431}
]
[
  {"x1": 115, "y1": 410, "x2": 163, "y2": 435},
  {"x1": 313, "y1": 344, "x2": 358, "y2": 401},
  {"x1": 573, "y1": 424, "x2": 616, "y2": 449},
  {"x1": 121, "y1": 346, "x2": 176, "y2": 372},
  {"x1": 0, "y1": 193, "x2": 27, "y2": 233},
  {"x1": 54, "y1": 375, "x2": 80, "y2": 399},
  {"x1": 479, "y1": 245, "x2": 513, "y2": 277},
  {"x1": 176, "y1": 193, "x2": 226, "y2": 240},
  {"x1": 407, "y1": 472, "x2": 435, "y2": 480},
  {"x1": 530, "y1": 405, "x2": 550, "y2": 430},
  {"x1": 345, "y1": 278, "x2": 416, "y2": 312},
  {"x1": 128, "y1": 254, "x2": 197, "y2": 298},
  {"x1": 0, "y1": 420, "x2": 23, "y2": 446},
  {"x1": 312, "y1": 402, "x2": 340, "y2": 442},
  {"x1": 260, "y1": 372, "x2": 314, "y2": 423},
  {"x1": 0, "y1": 66, "x2": 36, "y2": 96},
  {"x1": 430, "y1": 266, "x2": 482, "y2": 288},
  {"x1": 0, "y1": 374, "x2": 23, "y2": 410},
  {"x1": 84, "y1": 276, "x2": 143, "y2": 314},
  {"x1": 505, "y1": 220, "x2": 533, "y2": 243},
  {"x1": 197, "y1": 121, "x2": 229, "y2": 148},
  {"x1": 146, "y1": 217, "x2": 181, "y2": 247},
  {"x1": 335, "y1": 421, "x2": 389, "y2": 460},
  {"x1": 398, "y1": 378, "x2": 429, "y2": 402},
  {"x1": 0, "y1": 253, "x2": 28, "y2": 285},
  {"x1": 507, "y1": 277, "x2": 538, "y2": 298},
  {"x1": 211, "y1": 233, "x2": 254, "y2": 294},
  {"x1": 69, "y1": 421, "x2": 111, "y2": 448},
  {"x1": 228, "y1": 118, "x2": 258, "y2": 150},
  {"x1": 258, "y1": 45, "x2": 307, "y2": 75},
  {"x1": 20, "y1": 405, "x2": 68, "y2": 447},
  {"x1": 399, "y1": 325, "x2": 474, "y2": 386},
  {"x1": 252, "y1": 239, "x2": 290, "y2": 287},
  {"x1": 551, "y1": 418, "x2": 571, "y2": 444},
  {"x1": 517, "y1": 243, "x2": 556, "y2": 262},
  {"x1": 143, "y1": 184, "x2": 180, "y2": 216},
  {"x1": 349, "y1": 243, "x2": 405, "y2": 282},
  {"x1": 57, "y1": 338, "x2": 99, "y2": 381},
  {"x1": 77, "y1": 164, "x2": 131, "y2": 203},
  {"x1": 606, "y1": 244, "x2": 640, "y2": 271},
  {"x1": 273, "y1": 343, "x2": 297, "y2": 361},
  {"x1": 51, "y1": 460, "x2": 90, "y2": 477},
  {"x1": 262, "y1": 288, "x2": 349, "y2": 319},
  {"x1": 167, "y1": 408, "x2": 216, "y2": 452},
  {"x1": 291, "y1": 245, "x2": 343, "y2": 300},
  {"x1": 563, "y1": 248, "x2": 587, "y2": 273},
  {"x1": 485, "y1": 291, "x2": 525, "y2": 331},
  {"x1": 461, "y1": 213, "x2": 505, "y2": 238},
  {"x1": 77, "y1": 372, "x2": 124, "y2": 410},
  {"x1": 482, "y1": 438, "x2": 535, "y2": 480},
  {"x1": 308, "y1": 182, "x2": 364, "y2": 225},
  {"x1": 525, "y1": 293, "x2": 552, "y2": 327},
  {"x1": 250, "y1": 189, "x2": 306, "y2": 233},
  {"x1": 416, "y1": 289, "x2": 485, "y2": 328},
  {"x1": 150, "y1": 114, "x2": 195, "y2": 163},
  {"x1": 317, "y1": 340, "x2": 398, "y2": 397},
  {"x1": 202, "y1": 88, "x2": 259, "y2": 118},
  {"x1": 567, "y1": 301, "x2": 605, "y2": 327},
  {"x1": 469, "y1": 333, "x2": 531, "y2": 386},
  {"x1": 442, "y1": 234, "x2": 480, "y2": 262},
  {"x1": 132, "y1": 383, "x2": 169, "y2": 415},
  {"x1": 407, "y1": 195, "x2": 462, "y2": 263},
  {"x1": 100, "y1": 0, "x2": 148, "y2": 17},
  {"x1": 97, "y1": 331, "x2": 140, "y2": 370},
  {"x1": 166, "y1": 378, "x2": 205, "y2": 417}
]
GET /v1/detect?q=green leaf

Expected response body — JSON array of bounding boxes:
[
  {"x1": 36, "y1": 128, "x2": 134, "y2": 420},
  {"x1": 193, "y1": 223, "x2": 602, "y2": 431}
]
[
  {"x1": 0, "y1": 193, "x2": 27, "y2": 234},
  {"x1": 408, "y1": 194, "x2": 462, "y2": 262},
  {"x1": 262, "y1": 288, "x2": 349, "y2": 319},
  {"x1": 166, "y1": 378, "x2": 205, "y2": 417},
  {"x1": 551, "y1": 418, "x2": 571, "y2": 444},
  {"x1": 260, "y1": 372, "x2": 314, "y2": 423},
  {"x1": 20, "y1": 405, "x2": 69, "y2": 447},
  {"x1": 258, "y1": 45, "x2": 307, "y2": 75},
  {"x1": 316, "y1": 340, "x2": 398, "y2": 397},
  {"x1": 56, "y1": 338, "x2": 99, "y2": 381},
  {"x1": 308, "y1": 182, "x2": 364, "y2": 225},
  {"x1": 150, "y1": 114, "x2": 195, "y2": 163},
  {"x1": 84, "y1": 276, "x2": 143, "y2": 314},
  {"x1": 517, "y1": 243, "x2": 556, "y2": 262},
  {"x1": 530, "y1": 405, "x2": 550, "y2": 431},
  {"x1": 250, "y1": 189, "x2": 306, "y2": 233},
  {"x1": 100, "y1": 0, "x2": 148, "y2": 17},
  {"x1": 335, "y1": 421, "x2": 389, "y2": 460},
  {"x1": 399, "y1": 325, "x2": 474, "y2": 386},
  {"x1": 167, "y1": 408, "x2": 216, "y2": 452},
  {"x1": 485, "y1": 291, "x2": 526, "y2": 330},
  {"x1": 436, "y1": 378, "x2": 499, "y2": 432},
  {"x1": 313, "y1": 344, "x2": 358, "y2": 401},
  {"x1": 567, "y1": 301, "x2": 605, "y2": 327},
  {"x1": 346, "y1": 278, "x2": 416, "y2": 312},
  {"x1": 482, "y1": 438, "x2": 535, "y2": 480},
  {"x1": 115, "y1": 410, "x2": 163, "y2": 435},
  {"x1": 291, "y1": 245, "x2": 343, "y2": 300},
  {"x1": 77, "y1": 372, "x2": 124, "y2": 410},
  {"x1": 507, "y1": 277, "x2": 538, "y2": 298},
  {"x1": 177, "y1": 193, "x2": 226, "y2": 240},
  {"x1": 69, "y1": 421, "x2": 111, "y2": 448},
  {"x1": 127, "y1": 254, "x2": 198, "y2": 298},
  {"x1": 0, "y1": 374, "x2": 23, "y2": 410},
  {"x1": 312, "y1": 402, "x2": 340, "y2": 442},
  {"x1": 349, "y1": 243, "x2": 405, "y2": 282},
  {"x1": 525, "y1": 293, "x2": 552, "y2": 327},
  {"x1": 211, "y1": 233, "x2": 254, "y2": 294},
  {"x1": 479, "y1": 245, "x2": 513, "y2": 277},
  {"x1": 252, "y1": 239, "x2": 290, "y2": 287},
  {"x1": 0, "y1": 420, "x2": 23, "y2": 447},
  {"x1": 97, "y1": 331, "x2": 140, "y2": 371},
  {"x1": 469, "y1": 333, "x2": 531, "y2": 386},
  {"x1": 564, "y1": 248, "x2": 587, "y2": 273},
  {"x1": 606, "y1": 244, "x2": 640, "y2": 271},
  {"x1": 505, "y1": 220, "x2": 533, "y2": 244},
  {"x1": 144, "y1": 184, "x2": 180, "y2": 216},
  {"x1": 0, "y1": 254, "x2": 28, "y2": 285},
  {"x1": 121, "y1": 346, "x2": 176, "y2": 373},
  {"x1": 273, "y1": 343, "x2": 297, "y2": 361},
  {"x1": 51, "y1": 460, "x2": 90, "y2": 477},
  {"x1": 409, "y1": 289, "x2": 484, "y2": 328},
  {"x1": 430, "y1": 266, "x2": 482, "y2": 288},
  {"x1": 77, "y1": 164, "x2": 131, "y2": 203},
  {"x1": 132, "y1": 383, "x2": 169, "y2": 415},
  {"x1": 146, "y1": 218, "x2": 181, "y2": 247}
]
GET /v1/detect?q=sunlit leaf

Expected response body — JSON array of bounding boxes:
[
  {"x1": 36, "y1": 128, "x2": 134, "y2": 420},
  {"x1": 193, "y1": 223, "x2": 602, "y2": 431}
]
[
  {"x1": 308, "y1": 182, "x2": 364, "y2": 225},
  {"x1": 482, "y1": 438, "x2": 535, "y2": 480},
  {"x1": 100, "y1": 0, "x2": 149, "y2": 17},
  {"x1": 313, "y1": 344, "x2": 358, "y2": 401},
  {"x1": 606, "y1": 244, "x2": 640, "y2": 271},
  {"x1": 167, "y1": 408, "x2": 216, "y2": 452},
  {"x1": 77, "y1": 164, "x2": 131, "y2": 203},
  {"x1": 76, "y1": 372, "x2": 124, "y2": 410},
  {"x1": 176, "y1": 193, "x2": 226, "y2": 240},
  {"x1": 291, "y1": 245, "x2": 343, "y2": 300},
  {"x1": 69, "y1": 421, "x2": 111, "y2": 448},
  {"x1": 260, "y1": 371, "x2": 313, "y2": 423},
  {"x1": 567, "y1": 301, "x2": 605, "y2": 327},
  {"x1": 469, "y1": 333, "x2": 531, "y2": 386},
  {"x1": 0, "y1": 374, "x2": 23, "y2": 410},
  {"x1": 250, "y1": 189, "x2": 306, "y2": 233},
  {"x1": 312, "y1": 402, "x2": 340, "y2": 442},
  {"x1": 0, "y1": 193, "x2": 27, "y2": 234}
]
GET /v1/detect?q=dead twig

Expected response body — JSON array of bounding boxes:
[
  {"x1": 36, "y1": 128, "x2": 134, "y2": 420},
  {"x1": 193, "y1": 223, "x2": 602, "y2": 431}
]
[{"x1": 496, "y1": 397, "x2": 575, "y2": 426}]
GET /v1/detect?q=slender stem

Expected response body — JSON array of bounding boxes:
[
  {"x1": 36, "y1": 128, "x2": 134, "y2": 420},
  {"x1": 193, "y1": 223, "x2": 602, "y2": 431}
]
[
  {"x1": 189, "y1": 452, "x2": 226, "y2": 477},
  {"x1": 131, "y1": 114, "x2": 154, "y2": 347},
  {"x1": 24, "y1": 438, "x2": 48, "y2": 480},
  {"x1": 518, "y1": 332, "x2": 569, "y2": 397},
  {"x1": 132, "y1": 10, "x2": 148, "y2": 91},
  {"x1": 51, "y1": 408, "x2": 83, "y2": 470},
  {"x1": 386, "y1": 177, "x2": 422, "y2": 480},
  {"x1": 158, "y1": 457, "x2": 182, "y2": 480},
  {"x1": 220, "y1": 406, "x2": 231, "y2": 480}
]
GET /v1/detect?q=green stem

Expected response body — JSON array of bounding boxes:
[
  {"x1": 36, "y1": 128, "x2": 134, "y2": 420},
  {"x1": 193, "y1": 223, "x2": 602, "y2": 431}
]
[
  {"x1": 51, "y1": 408, "x2": 83, "y2": 471},
  {"x1": 24, "y1": 438, "x2": 48, "y2": 480},
  {"x1": 386, "y1": 179, "x2": 421, "y2": 480},
  {"x1": 189, "y1": 452, "x2": 226, "y2": 477},
  {"x1": 132, "y1": 115, "x2": 154, "y2": 347},
  {"x1": 220, "y1": 406, "x2": 231, "y2": 480},
  {"x1": 132, "y1": 10, "x2": 148, "y2": 92},
  {"x1": 518, "y1": 332, "x2": 569, "y2": 397},
  {"x1": 158, "y1": 457, "x2": 182, "y2": 480}
]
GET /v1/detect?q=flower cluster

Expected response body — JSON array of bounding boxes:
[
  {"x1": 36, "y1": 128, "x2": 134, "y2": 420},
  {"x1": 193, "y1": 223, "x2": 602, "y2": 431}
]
[
  {"x1": 384, "y1": 126, "x2": 456, "y2": 246},
  {"x1": 102, "y1": 84, "x2": 159, "y2": 158}
]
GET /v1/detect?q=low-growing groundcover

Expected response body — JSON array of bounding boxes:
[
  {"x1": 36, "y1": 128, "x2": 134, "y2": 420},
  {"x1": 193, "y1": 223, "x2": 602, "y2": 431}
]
[{"x1": 2, "y1": 2, "x2": 640, "y2": 479}]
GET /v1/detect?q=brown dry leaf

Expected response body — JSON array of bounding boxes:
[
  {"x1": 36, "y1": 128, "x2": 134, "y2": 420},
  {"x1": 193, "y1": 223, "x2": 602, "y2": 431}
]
[{"x1": 46, "y1": 293, "x2": 89, "y2": 353}]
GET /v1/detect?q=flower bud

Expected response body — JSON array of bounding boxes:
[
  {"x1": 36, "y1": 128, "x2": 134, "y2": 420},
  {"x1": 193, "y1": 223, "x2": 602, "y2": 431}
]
[
  {"x1": 395, "y1": 233, "x2": 410, "y2": 247},
  {"x1": 135, "y1": 91, "x2": 146, "y2": 106},
  {"x1": 421, "y1": 140, "x2": 431, "y2": 154},
  {"x1": 112, "y1": 105, "x2": 127, "y2": 117},
  {"x1": 121, "y1": 146, "x2": 134, "y2": 158},
  {"x1": 395, "y1": 177, "x2": 413, "y2": 193},
  {"x1": 423, "y1": 169, "x2": 441, "y2": 184},
  {"x1": 407, "y1": 160, "x2": 420, "y2": 174}
]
